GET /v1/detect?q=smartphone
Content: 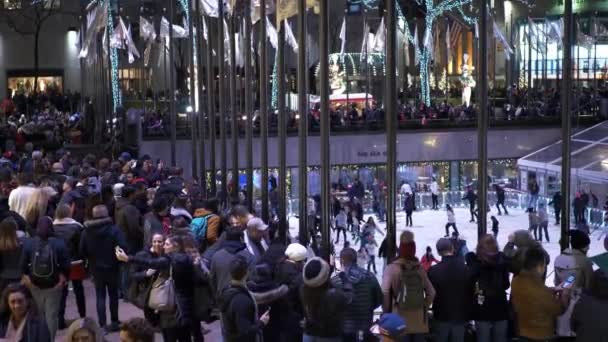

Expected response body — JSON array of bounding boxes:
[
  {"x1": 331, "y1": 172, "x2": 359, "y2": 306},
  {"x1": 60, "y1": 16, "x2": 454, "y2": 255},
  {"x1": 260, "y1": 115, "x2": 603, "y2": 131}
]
[{"x1": 562, "y1": 275, "x2": 576, "y2": 289}]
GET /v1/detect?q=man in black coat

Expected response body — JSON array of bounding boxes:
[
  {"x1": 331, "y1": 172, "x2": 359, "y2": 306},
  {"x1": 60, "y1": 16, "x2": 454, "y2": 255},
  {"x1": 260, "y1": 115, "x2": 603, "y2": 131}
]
[
  {"x1": 462, "y1": 188, "x2": 478, "y2": 223},
  {"x1": 220, "y1": 256, "x2": 270, "y2": 342},
  {"x1": 80, "y1": 205, "x2": 127, "y2": 332},
  {"x1": 549, "y1": 191, "x2": 562, "y2": 225},
  {"x1": 428, "y1": 238, "x2": 473, "y2": 342}
]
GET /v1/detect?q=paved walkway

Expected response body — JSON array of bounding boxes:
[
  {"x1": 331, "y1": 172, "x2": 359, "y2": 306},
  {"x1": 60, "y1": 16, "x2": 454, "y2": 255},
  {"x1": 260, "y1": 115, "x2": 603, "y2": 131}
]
[{"x1": 57, "y1": 280, "x2": 221, "y2": 341}]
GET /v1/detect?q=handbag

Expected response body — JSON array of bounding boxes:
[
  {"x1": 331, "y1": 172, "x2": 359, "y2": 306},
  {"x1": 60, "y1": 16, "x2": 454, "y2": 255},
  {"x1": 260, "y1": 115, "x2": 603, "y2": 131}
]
[
  {"x1": 69, "y1": 260, "x2": 87, "y2": 281},
  {"x1": 147, "y1": 265, "x2": 176, "y2": 312}
]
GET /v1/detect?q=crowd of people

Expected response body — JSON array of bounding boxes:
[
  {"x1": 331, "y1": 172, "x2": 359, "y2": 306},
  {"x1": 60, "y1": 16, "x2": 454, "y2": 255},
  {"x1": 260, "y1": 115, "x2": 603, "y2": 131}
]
[{"x1": 0, "y1": 147, "x2": 604, "y2": 342}]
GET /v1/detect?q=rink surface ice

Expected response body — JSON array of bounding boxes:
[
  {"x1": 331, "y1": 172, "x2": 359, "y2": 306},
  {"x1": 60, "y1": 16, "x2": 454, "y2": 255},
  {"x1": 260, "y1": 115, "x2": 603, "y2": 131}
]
[{"x1": 288, "y1": 207, "x2": 607, "y2": 286}]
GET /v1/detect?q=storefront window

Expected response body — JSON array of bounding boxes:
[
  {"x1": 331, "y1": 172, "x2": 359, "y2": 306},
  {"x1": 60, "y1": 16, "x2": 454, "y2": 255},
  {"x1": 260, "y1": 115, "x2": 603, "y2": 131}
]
[
  {"x1": 7, "y1": 76, "x2": 63, "y2": 96},
  {"x1": 3, "y1": 0, "x2": 21, "y2": 9}
]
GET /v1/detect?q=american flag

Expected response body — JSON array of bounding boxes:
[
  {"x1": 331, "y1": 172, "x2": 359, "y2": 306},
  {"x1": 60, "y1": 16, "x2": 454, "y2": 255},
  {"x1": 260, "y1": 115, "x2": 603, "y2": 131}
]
[{"x1": 449, "y1": 20, "x2": 463, "y2": 51}]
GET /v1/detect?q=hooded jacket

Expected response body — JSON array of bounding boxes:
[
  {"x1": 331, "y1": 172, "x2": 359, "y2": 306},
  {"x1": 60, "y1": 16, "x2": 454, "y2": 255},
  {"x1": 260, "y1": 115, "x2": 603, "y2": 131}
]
[
  {"x1": 52, "y1": 218, "x2": 83, "y2": 261},
  {"x1": 115, "y1": 197, "x2": 143, "y2": 253},
  {"x1": 331, "y1": 265, "x2": 383, "y2": 334},
  {"x1": 80, "y1": 217, "x2": 127, "y2": 273},
  {"x1": 210, "y1": 240, "x2": 255, "y2": 297},
  {"x1": 219, "y1": 282, "x2": 264, "y2": 342},
  {"x1": 554, "y1": 248, "x2": 594, "y2": 290}
]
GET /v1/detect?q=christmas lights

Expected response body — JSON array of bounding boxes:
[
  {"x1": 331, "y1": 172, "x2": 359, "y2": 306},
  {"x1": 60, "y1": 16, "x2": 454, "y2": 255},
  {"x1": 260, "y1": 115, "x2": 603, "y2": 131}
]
[{"x1": 107, "y1": 0, "x2": 121, "y2": 111}]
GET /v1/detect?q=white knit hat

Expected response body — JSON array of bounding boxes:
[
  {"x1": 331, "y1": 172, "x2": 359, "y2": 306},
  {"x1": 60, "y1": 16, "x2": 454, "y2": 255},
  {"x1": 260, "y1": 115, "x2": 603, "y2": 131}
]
[{"x1": 285, "y1": 243, "x2": 307, "y2": 262}]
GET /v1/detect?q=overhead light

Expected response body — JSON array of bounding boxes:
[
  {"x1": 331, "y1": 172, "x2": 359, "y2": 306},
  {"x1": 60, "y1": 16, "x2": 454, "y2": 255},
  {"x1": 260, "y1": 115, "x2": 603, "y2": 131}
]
[
  {"x1": 602, "y1": 159, "x2": 608, "y2": 166},
  {"x1": 241, "y1": 115, "x2": 247, "y2": 120},
  {"x1": 186, "y1": 106, "x2": 193, "y2": 113},
  {"x1": 295, "y1": 114, "x2": 300, "y2": 119}
]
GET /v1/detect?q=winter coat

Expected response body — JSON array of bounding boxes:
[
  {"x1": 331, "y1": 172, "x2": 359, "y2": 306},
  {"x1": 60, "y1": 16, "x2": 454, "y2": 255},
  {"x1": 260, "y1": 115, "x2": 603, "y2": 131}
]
[
  {"x1": 219, "y1": 282, "x2": 264, "y2": 342},
  {"x1": 274, "y1": 260, "x2": 304, "y2": 335},
  {"x1": 129, "y1": 252, "x2": 195, "y2": 329},
  {"x1": 511, "y1": 270, "x2": 564, "y2": 340},
  {"x1": 130, "y1": 249, "x2": 161, "y2": 326},
  {"x1": 420, "y1": 254, "x2": 438, "y2": 272},
  {"x1": 142, "y1": 212, "x2": 169, "y2": 248},
  {"x1": 428, "y1": 255, "x2": 473, "y2": 323},
  {"x1": 404, "y1": 196, "x2": 414, "y2": 212},
  {"x1": 300, "y1": 285, "x2": 348, "y2": 338},
  {"x1": 462, "y1": 191, "x2": 477, "y2": 206},
  {"x1": 210, "y1": 240, "x2": 255, "y2": 296},
  {"x1": 571, "y1": 292, "x2": 608, "y2": 342},
  {"x1": 192, "y1": 262, "x2": 213, "y2": 322},
  {"x1": 381, "y1": 258, "x2": 435, "y2": 334},
  {"x1": 25, "y1": 237, "x2": 70, "y2": 289},
  {"x1": 52, "y1": 218, "x2": 83, "y2": 261},
  {"x1": 0, "y1": 314, "x2": 51, "y2": 342},
  {"x1": 554, "y1": 248, "x2": 594, "y2": 290},
  {"x1": 247, "y1": 262, "x2": 290, "y2": 342},
  {"x1": 0, "y1": 200, "x2": 28, "y2": 234},
  {"x1": 8, "y1": 185, "x2": 36, "y2": 220},
  {"x1": 330, "y1": 265, "x2": 383, "y2": 334},
  {"x1": 80, "y1": 217, "x2": 127, "y2": 274},
  {"x1": 0, "y1": 237, "x2": 32, "y2": 282},
  {"x1": 504, "y1": 241, "x2": 550, "y2": 277},
  {"x1": 115, "y1": 197, "x2": 143, "y2": 253},
  {"x1": 447, "y1": 209, "x2": 455, "y2": 223},
  {"x1": 465, "y1": 252, "x2": 510, "y2": 322}
]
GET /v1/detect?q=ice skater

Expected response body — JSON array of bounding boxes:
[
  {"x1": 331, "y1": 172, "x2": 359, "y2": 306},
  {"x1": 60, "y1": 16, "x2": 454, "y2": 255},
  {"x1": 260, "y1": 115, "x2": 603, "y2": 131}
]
[
  {"x1": 494, "y1": 183, "x2": 509, "y2": 215},
  {"x1": 462, "y1": 187, "x2": 478, "y2": 223},
  {"x1": 445, "y1": 204, "x2": 458, "y2": 237},
  {"x1": 334, "y1": 207, "x2": 348, "y2": 244},
  {"x1": 430, "y1": 178, "x2": 439, "y2": 210},
  {"x1": 537, "y1": 203, "x2": 550, "y2": 242},
  {"x1": 491, "y1": 215, "x2": 499, "y2": 238},
  {"x1": 364, "y1": 234, "x2": 378, "y2": 274},
  {"x1": 527, "y1": 208, "x2": 539, "y2": 241},
  {"x1": 404, "y1": 192, "x2": 414, "y2": 227}
]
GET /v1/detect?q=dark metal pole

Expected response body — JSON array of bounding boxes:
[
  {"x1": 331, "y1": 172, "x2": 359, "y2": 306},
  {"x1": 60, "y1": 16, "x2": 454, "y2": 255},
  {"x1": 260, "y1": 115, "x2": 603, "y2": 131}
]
[
  {"x1": 364, "y1": 9, "x2": 370, "y2": 110},
  {"x1": 528, "y1": 19, "x2": 532, "y2": 91},
  {"x1": 169, "y1": 1, "x2": 177, "y2": 166},
  {"x1": 319, "y1": 0, "x2": 331, "y2": 262},
  {"x1": 260, "y1": 0, "x2": 270, "y2": 222},
  {"x1": 188, "y1": 0, "x2": 199, "y2": 178},
  {"x1": 245, "y1": 4, "x2": 254, "y2": 211},
  {"x1": 278, "y1": 20, "x2": 287, "y2": 242},
  {"x1": 207, "y1": 17, "x2": 217, "y2": 197},
  {"x1": 230, "y1": 13, "x2": 239, "y2": 200},
  {"x1": 477, "y1": 0, "x2": 489, "y2": 238},
  {"x1": 561, "y1": 0, "x2": 573, "y2": 251},
  {"x1": 385, "y1": 0, "x2": 397, "y2": 258},
  {"x1": 195, "y1": 1, "x2": 206, "y2": 191},
  {"x1": 297, "y1": 0, "x2": 308, "y2": 245},
  {"x1": 219, "y1": 3, "x2": 228, "y2": 202}
]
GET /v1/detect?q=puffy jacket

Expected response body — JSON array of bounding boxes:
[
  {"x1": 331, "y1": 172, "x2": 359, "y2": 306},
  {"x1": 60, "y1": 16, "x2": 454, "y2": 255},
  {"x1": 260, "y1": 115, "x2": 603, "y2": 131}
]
[
  {"x1": 428, "y1": 255, "x2": 473, "y2": 322},
  {"x1": 115, "y1": 197, "x2": 143, "y2": 253},
  {"x1": 331, "y1": 265, "x2": 383, "y2": 334},
  {"x1": 465, "y1": 252, "x2": 510, "y2": 321},
  {"x1": 80, "y1": 217, "x2": 127, "y2": 273}
]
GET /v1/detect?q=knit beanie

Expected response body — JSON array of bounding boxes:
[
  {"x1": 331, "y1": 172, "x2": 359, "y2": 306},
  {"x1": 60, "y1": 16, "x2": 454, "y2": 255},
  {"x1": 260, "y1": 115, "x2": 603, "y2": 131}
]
[
  {"x1": 285, "y1": 243, "x2": 308, "y2": 262},
  {"x1": 570, "y1": 229, "x2": 590, "y2": 250},
  {"x1": 303, "y1": 257, "x2": 330, "y2": 288}
]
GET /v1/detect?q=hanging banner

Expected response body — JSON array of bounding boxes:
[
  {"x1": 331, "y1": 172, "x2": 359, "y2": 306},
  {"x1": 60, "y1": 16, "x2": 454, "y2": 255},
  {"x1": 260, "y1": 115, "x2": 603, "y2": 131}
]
[
  {"x1": 493, "y1": 21, "x2": 513, "y2": 60},
  {"x1": 266, "y1": 16, "x2": 278, "y2": 49},
  {"x1": 339, "y1": 17, "x2": 346, "y2": 55},
  {"x1": 285, "y1": 20, "x2": 298, "y2": 53},
  {"x1": 79, "y1": 1, "x2": 108, "y2": 58},
  {"x1": 373, "y1": 17, "x2": 385, "y2": 53}
]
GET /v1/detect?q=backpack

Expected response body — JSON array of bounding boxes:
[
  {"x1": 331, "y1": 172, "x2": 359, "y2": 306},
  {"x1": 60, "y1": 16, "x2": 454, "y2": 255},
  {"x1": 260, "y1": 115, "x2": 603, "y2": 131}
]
[
  {"x1": 30, "y1": 239, "x2": 59, "y2": 288},
  {"x1": 191, "y1": 214, "x2": 216, "y2": 249},
  {"x1": 395, "y1": 264, "x2": 425, "y2": 310}
]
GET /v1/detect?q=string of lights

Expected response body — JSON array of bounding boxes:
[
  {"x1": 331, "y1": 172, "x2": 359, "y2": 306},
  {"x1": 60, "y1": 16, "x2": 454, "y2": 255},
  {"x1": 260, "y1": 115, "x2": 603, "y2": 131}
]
[{"x1": 107, "y1": 0, "x2": 121, "y2": 111}]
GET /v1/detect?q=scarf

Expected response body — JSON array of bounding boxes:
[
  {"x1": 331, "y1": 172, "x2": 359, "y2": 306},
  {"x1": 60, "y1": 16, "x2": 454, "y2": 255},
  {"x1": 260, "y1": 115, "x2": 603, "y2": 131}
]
[{"x1": 52, "y1": 217, "x2": 83, "y2": 227}]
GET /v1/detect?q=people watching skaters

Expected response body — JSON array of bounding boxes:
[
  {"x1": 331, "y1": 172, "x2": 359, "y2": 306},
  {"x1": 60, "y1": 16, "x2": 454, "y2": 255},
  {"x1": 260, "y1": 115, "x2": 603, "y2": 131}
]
[{"x1": 331, "y1": 247, "x2": 383, "y2": 342}]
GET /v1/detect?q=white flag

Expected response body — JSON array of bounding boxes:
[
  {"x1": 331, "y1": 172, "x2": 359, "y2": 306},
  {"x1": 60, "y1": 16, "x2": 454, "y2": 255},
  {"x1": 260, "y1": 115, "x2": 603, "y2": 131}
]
[
  {"x1": 140, "y1": 16, "x2": 157, "y2": 41},
  {"x1": 285, "y1": 20, "x2": 298, "y2": 53},
  {"x1": 423, "y1": 26, "x2": 433, "y2": 62},
  {"x1": 125, "y1": 21, "x2": 141, "y2": 63},
  {"x1": 413, "y1": 25, "x2": 419, "y2": 66},
  {"x1": 200, "y1": 0, "x2": 219, "y2": 17},
  {"x1": 474, "y1": 22, "x2": 479, "y2": 39},
  {"x1": 446, "y1": 22, "x2": 451, "y2": 61},
  {"x1": 224, "y1": 19, "x2": 230, "y2": 64},
  {"x1": 373, "y1": 17, "x2": 385, "y2": 52},
  {"x1": 493, "y1": 21, "x2": 513, "y2": 60},
  {"x1": 360, "y1": 21, "x2": 369, "y2": 56},
  {"x1": 266, "y1": 16, "x2": 278, "y2": 49},
  {"x1": 339, "y1": 17, "x2": 346, "y2": 55},
  {"x1": 160, "y1": 16, "x2": 170, "y2": 40},
  {"x1": 202, "y1": 17, "x2": 208, "y2": 41}
]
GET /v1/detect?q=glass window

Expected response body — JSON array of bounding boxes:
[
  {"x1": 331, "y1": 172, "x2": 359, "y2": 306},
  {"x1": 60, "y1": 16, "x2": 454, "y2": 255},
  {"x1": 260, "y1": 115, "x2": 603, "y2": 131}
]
[{"x1": 3, "y1": 0, "x2": 21, "y2": 9}]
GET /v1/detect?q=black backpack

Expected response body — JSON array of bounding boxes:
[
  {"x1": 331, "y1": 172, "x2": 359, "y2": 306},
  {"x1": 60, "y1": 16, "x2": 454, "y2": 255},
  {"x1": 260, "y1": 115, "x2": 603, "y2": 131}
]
[{"x1": 29, "y1": 239, "x2": 59, "y2": 288}]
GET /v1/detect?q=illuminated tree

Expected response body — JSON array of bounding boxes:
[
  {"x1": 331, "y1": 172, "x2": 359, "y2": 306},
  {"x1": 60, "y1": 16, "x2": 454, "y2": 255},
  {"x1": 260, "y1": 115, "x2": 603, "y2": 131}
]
[{"x1": 397, "y1": 0, "x2": 475, "y2": 106}]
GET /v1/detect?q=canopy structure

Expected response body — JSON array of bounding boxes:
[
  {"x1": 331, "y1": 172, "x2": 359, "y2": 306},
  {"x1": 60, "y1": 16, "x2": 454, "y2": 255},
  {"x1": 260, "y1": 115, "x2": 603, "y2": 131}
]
[{"x1": 518, "y1": 121, "x2": 608, "y2": 184}]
